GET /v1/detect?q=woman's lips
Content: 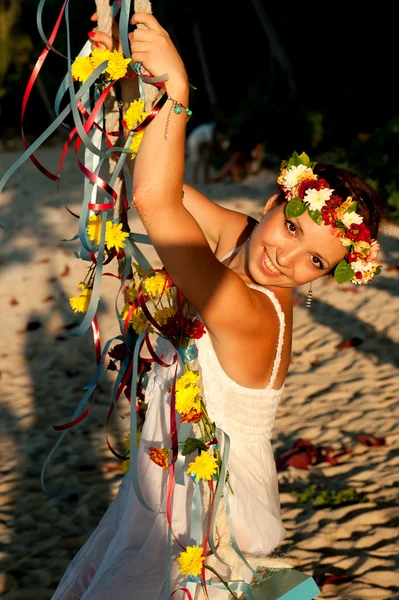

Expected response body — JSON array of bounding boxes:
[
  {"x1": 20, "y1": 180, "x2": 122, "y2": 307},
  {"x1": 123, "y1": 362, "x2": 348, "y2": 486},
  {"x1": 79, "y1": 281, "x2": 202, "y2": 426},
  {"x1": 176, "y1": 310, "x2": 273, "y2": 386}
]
[{"x1": 261, "y1": 250, "x2": 281, "y2": 277}]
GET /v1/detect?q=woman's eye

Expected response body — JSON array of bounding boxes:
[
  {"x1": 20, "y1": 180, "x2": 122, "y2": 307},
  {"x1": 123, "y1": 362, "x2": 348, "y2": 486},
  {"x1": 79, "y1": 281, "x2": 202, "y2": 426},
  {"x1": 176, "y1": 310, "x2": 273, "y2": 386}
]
[
  {"x1": 286, "y1": 220, "x2": 296, "y2": 234},
  {"x1": 312, "y1": 256, "x2": 325, "y2": 270}
]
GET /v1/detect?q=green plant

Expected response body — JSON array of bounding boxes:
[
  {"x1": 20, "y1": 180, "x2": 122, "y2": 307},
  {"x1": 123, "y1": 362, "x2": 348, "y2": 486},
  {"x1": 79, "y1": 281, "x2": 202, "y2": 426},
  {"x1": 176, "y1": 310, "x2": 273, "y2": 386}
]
[{"x1": 291, "y1": 484, "x2": 369, "y2": 507}]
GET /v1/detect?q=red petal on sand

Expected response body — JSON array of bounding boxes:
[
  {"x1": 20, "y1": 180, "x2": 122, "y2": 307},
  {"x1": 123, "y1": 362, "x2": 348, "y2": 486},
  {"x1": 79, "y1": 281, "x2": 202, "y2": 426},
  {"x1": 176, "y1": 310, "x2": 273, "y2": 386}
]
[
  {"x1": 286, "y1": 453, "x2": 311, "y2": 469},
  {"x1": 315, "y1": 573, "x2": 355, "y2": 588},
  {"x1": 336, "y1": 336, "x2": 363, "y2": 349},
  {"x1": 60, "y1": 265, "x2": 70, "y2": 277},
  {"x1": 357, "y1": 434, "x2": 386, "y2": 447}
]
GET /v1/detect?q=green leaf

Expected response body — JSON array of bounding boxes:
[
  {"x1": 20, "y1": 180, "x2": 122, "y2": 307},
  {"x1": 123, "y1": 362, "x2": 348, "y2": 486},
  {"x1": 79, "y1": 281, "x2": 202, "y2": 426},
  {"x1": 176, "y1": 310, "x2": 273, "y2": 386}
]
[
  {"x1": 375, "y1": 266, "x2": 382, "y2": 276},
  {"x1": 347, "y1": 201, "x2": 358, "y2": 213},
  {"x1": 334, "y1": 259, "x2": 355, "y2": 284},
  {"x1": 308, "y1": 208, "x2": 322, "y2": 225},
  {"x1": 285, "y1": 197, "x2": 306, "y2": 218},
  {"x1": 298, "y1": 151, "x2": 311, "y2": 166},
  {"x1": 181, "y1": 437, "x2": 208, "y2": 456}
]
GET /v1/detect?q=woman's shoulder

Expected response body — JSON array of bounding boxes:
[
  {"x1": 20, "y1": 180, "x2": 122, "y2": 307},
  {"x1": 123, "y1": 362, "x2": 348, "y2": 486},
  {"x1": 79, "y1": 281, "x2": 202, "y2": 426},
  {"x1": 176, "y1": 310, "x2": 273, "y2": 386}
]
[
  {"x1": 208, "y1": 285, "x2": 291, "y2": 389},
  {"x1": 182, "y1": 184, "x2": 258, "y2": 253}
]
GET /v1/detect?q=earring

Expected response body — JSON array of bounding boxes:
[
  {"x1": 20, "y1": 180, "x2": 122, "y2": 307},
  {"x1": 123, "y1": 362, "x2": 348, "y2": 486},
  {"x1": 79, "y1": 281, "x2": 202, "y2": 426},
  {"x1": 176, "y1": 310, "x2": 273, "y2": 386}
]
[{"x1": 306, "y1": 282, "x2": 313, "y2": 308}]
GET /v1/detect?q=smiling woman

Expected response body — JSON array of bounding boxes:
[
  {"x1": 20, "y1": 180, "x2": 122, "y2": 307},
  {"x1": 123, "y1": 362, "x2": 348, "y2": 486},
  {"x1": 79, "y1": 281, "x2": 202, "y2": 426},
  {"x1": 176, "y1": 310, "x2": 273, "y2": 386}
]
[{"x1": 50, "y1": 11, "x2": 386, "y2": 600}]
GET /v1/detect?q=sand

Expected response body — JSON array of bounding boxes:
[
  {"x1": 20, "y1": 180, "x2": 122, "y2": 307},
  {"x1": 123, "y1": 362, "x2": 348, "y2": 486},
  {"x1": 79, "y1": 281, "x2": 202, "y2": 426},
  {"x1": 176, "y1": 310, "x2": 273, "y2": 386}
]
[{"x1": 0, "y1": 142, "x2": 398, "y2": 599}]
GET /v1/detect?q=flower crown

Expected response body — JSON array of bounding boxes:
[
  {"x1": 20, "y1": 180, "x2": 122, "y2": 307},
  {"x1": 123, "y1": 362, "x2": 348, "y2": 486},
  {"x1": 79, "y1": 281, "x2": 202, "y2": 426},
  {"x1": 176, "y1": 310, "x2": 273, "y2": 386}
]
[{"x1": 277, "y1": 151, "x2": 382, "y2": 285}]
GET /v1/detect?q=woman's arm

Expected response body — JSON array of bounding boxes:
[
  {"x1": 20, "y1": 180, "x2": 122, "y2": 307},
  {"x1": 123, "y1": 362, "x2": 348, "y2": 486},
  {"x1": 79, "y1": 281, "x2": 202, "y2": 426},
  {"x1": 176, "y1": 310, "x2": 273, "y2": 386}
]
[{"x1": 129, "y1": 15, "x2": 272, "y2": 337}]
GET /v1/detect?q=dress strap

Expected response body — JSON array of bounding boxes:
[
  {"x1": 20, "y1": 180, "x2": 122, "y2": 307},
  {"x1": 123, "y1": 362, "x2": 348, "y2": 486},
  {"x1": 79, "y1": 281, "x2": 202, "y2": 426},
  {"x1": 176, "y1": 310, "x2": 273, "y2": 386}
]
[
  {"x1": 247, "y1": 284, "x2": 286, "y2": 390},
  {"x1": 219, "y1": 244, "x2": 244, "y2": 263}
]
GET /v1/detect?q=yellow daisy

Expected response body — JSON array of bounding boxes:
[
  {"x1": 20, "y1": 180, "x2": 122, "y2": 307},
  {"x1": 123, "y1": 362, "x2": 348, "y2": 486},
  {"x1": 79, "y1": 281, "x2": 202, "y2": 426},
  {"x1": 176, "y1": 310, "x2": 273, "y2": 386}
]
[
  {"x1": 177, "y1": 546, "x2": 205, "y2": 577},
  {"x1": 153, "y1": 306, "x2": 177, "y2": 325},
  {"x1": 175, "y1": 384, "x2": 202, "y2": 416},
  {"x1": 105, "y1": 50, "x2": 131, "y2": 80},
  {"x1": 125, "y1": 283, "x2": 138, "y2": 302},
  {"x1": 143, "y1": 273, "x2": 170, "y2": 298},
  {"x1": 186, "y1": 451, "x2": 218, "y2": 484},
  {"x1": 69, "y1": 288, "x2": 92, "y2": 313},
  {"x1": 90, "y1": 47, "x2": 111, "y2": 71},
  {"x1": 129, "y1": 130, "x2": 145, "y2": 158},
  {"x1": 120, "y1": 458, "x2": 130, "y2": 473},
  {"x1": 124, "y1": 98, "x2": 145, "y2": 130},
  {"x1": 87, "y1": 214, "x2": 103, "y2": 245},
  {"x1": 176, "y1": 370, "x2": 200, "y2": 391},
  {"x1": 71, "y1": 55, "x2": 95, "y2": 83},
  {"x1": 105, "y1": 221, "x2": 129, "y2": 252}
]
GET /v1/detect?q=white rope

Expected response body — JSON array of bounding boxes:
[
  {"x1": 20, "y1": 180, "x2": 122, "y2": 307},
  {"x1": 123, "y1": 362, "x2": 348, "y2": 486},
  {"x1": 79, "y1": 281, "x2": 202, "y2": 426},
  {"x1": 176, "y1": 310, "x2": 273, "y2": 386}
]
[
  {"x1": 95, "y1": 0, "x2": 123, "y2": 224},
  {"x1": 134, "y1": 0, "x2": 160, "y2": 111}
]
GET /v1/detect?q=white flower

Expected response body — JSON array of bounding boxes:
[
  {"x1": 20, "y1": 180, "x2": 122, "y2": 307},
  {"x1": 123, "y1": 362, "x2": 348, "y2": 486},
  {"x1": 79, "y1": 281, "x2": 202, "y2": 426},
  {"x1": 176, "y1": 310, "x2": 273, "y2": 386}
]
[
  {"x1": 303, "y1": 187, "x2": 333, "y2": 211},
  {"x1": 351, "y1": 259, "x2": 378, "y2": 274},
  {"x1": 341, "y1": 211, "x2": 363, "y2": 228},
  {"x1": 283, "y1": 165, "x2": 315, "y2": 191}
]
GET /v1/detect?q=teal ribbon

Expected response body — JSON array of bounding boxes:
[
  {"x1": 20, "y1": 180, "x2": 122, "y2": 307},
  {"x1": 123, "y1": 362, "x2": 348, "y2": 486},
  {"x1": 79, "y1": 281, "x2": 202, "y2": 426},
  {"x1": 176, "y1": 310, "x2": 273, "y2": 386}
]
[
  {"x1": 175, "y1": 422, "x2": 191, "y2": 486},
  {"x1": 177, "y1": 345, "x2": 198, "y2": 364},
  {"x1": 40, "y1": 333, "x2": 124, "y2": 498},
  {"x1": 129, "y1": 331, "x2": 154, "y2": 512}
]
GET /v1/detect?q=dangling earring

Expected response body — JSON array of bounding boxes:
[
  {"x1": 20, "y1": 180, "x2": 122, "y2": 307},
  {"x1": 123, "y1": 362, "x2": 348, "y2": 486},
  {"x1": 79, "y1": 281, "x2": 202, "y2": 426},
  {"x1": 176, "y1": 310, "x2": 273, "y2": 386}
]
[{"x1": 306, "y1": 282, "x2": 313, "y2": 308}]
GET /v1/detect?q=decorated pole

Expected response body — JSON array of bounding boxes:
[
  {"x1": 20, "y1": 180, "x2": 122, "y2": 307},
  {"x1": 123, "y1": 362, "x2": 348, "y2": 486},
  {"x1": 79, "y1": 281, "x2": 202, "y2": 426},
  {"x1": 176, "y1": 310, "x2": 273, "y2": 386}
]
[{"x1": 95, "y1": 0, "x2": 123, "y2": 225}]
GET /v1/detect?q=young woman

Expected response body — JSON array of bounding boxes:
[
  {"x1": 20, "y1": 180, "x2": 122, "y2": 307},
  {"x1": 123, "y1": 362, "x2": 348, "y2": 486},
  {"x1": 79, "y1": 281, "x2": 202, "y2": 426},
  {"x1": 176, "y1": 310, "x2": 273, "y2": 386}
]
[{"x1": 51, "y1": 12, "x2": 384, "y2": 600}]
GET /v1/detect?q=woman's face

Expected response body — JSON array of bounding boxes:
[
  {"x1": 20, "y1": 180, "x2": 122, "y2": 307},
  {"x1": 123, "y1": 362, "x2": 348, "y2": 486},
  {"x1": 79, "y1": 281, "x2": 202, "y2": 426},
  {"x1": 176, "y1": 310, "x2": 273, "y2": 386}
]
[{"x1": 247, "y1": 200, "x2": 348, "y2": 288}]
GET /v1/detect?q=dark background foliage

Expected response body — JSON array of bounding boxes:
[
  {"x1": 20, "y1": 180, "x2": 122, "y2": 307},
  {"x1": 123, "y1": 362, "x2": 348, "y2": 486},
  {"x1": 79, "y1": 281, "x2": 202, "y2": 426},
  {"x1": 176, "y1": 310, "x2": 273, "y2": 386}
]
[{"x1": 1, "y1": 0, "x2": 397, "y2": 220}]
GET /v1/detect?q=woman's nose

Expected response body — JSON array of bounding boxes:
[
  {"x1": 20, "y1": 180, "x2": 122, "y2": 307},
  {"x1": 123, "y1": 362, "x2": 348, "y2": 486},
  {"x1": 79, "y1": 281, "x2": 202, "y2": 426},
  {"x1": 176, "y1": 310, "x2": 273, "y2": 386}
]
[{"x1": 276, "y1": 245, "x2": 300, "y2": 267}]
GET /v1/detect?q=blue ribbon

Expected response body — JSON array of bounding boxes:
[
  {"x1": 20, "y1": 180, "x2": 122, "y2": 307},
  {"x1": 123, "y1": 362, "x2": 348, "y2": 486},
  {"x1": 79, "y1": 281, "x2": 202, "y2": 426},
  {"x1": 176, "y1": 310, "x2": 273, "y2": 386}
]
[
  {"x1": 40, "y1": 333, "x2": 124, "y2": 498},
  {"x1": 129, "y1": 331, "x2": 154, "y2": 512},
  {"x1": 177, "y1": 345, "x2": 198, "y2": 364}
]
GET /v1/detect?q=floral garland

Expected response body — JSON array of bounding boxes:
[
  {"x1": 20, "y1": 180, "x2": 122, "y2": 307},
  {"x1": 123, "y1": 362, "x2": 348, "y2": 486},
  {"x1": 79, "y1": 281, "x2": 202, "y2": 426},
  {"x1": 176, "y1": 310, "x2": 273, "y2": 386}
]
[{"x1": 278, "y1": 151, "x2": 382, "y2": 284}]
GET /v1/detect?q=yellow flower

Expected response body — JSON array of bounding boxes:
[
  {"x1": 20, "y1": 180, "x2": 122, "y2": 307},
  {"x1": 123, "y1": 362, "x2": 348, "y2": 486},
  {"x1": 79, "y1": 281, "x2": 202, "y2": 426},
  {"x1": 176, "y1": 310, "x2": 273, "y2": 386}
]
[
  {"x1": 121, "y1": 303, "x2": 148, "y2": 335},
  {"x1": 129, "y1": 130, "x2": 145, "y2": 157},
  {"x1": 120, "y1": 458, "x2": 130, "y2": 473},
  {"x1": 105, "y1": 221, "x2": 129, "y2": 252},
  {"x1": 186, "y1": 451, "x2": 218, "y2": 484},
  {"x1": 90, "y1": 47, "x2": 111, "y2": 71},
  {"x1": 130, "y1": 309, "x2": 148, "y2": 335},
  {"x1": 121, "y1": 304, "x2": 147, "y2": 335},
  {"x1": 133, "y1": 262, "x2": 150, "y2": 278},
  {"x1": 154, "y1": 306, "x2": 177, "y2": 325},
  {"x1": 125, "y1": 283, "x2": 138, "y2": 302},
  {"x1": 143, "y1": 273, "x2": 170, "y2": 297},
  {"x1": 69, "y1": 288, "x2": 92, "y2": 313},
  {"x1": 177, "y1": 546, "x2": 205, "y2": 577},
  {"x1": 104, "y1": 50, "x2": 131, "y2": 80},
  {"x1": 176, "y1": 370, "x2": 200, "y2": 391},
  {"x1": 175, "y1": 384, "x2": 202, "y2": 415},
  {"x1": 124, "y1": 98, "x2": 145, "y2": 130},
  {"x1": 87, "y1": 214, "x2": 103, "y2": 245},
  {"x1": 71, "y1": 55, "x2": 95, "y2": 83}
]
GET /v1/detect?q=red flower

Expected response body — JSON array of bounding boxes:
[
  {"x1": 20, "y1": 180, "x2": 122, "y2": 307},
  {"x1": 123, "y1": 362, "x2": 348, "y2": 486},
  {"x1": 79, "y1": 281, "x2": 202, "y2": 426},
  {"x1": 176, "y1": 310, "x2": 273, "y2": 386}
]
[
  {"x1": 149, "y1": 447, "x2": 170, "y2": 469},
  {"x1": 321, "y1": 194, "x2": 344, "y2": 226},
  {"x1": 184, "y1": 318, "x2": 206, "y2": 340},
  {"x1": 180, "y1": 410, "x2": 204, "y2": 423},
  {"x1": 109, "y1": 342, "x2": 129, "y2": 360},
  {"x1": 297, "y1": 178, "x2": 330, "y2": 199},
  {"x1": 345, "y1": 222, "x2": 371, "y2": 243},
  {"x1": 297, "y1": 179, "x2": 317, "y2": 199}
]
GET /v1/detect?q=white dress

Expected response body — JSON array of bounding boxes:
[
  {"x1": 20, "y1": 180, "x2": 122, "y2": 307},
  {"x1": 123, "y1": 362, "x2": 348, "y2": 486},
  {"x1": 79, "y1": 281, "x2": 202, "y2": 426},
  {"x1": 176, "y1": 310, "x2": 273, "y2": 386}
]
[{"x1": 51, "y1": 283, "x2": 287, "y2": 600}]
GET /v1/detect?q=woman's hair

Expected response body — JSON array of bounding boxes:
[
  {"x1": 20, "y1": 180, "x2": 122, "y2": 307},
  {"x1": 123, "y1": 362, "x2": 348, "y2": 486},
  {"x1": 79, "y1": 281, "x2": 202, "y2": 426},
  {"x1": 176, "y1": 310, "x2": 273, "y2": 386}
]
[{"x1": 274, "y1": 162, "x2": 385, "y2": 239}]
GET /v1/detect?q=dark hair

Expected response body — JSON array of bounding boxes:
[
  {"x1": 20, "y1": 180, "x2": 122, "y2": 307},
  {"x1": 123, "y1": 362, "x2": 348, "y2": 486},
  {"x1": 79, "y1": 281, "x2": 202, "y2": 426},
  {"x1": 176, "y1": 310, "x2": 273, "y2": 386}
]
[{"x1": 275, "y1": 162, "x2": 385, "y2": 239}]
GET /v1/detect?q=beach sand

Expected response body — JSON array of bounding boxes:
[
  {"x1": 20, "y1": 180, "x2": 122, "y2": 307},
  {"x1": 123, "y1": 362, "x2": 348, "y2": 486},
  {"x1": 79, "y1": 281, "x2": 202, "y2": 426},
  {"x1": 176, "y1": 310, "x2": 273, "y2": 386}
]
[{"x1": 0, "y1": 143, "x2": 398, "y2": 599}]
